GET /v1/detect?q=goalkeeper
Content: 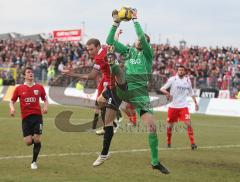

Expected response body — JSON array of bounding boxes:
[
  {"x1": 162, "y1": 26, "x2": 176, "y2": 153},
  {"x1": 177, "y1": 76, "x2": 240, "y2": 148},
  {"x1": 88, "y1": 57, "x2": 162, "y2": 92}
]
[{"x1": 106, "y1": 8, "x2": 170, "y2": 174}]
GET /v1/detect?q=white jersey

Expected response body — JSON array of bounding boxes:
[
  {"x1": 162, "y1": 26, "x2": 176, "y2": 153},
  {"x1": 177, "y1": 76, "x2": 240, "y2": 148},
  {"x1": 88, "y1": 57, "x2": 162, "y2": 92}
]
[{"x1": 161, "y1": 75, "x2": 194, "y2": 108}]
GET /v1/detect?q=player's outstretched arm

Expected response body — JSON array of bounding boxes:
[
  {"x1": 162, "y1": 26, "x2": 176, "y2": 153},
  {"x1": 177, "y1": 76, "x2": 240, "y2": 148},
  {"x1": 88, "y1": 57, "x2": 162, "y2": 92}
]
[
  {"x1": 106, "y1": 10, "x2": 129, "y2": 54},
  {"x1": 131, "y1": 8, "x2": 153, "y2": 60},
  {"x1": 62, "y1": 69, "x2": 98, "y2": 80}
]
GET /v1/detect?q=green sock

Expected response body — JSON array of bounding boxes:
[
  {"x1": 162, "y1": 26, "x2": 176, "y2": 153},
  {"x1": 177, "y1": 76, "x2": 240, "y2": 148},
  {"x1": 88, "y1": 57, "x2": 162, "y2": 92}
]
[{"x1": 148, "y1": 133, "x2": 159, "y2": 166}]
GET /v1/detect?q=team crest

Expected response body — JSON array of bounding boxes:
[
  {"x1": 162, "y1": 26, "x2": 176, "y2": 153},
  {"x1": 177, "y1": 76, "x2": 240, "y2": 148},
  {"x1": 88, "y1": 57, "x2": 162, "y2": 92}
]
[{"x1": 33, "y1": 90, "x2": 39, "y2": 95}]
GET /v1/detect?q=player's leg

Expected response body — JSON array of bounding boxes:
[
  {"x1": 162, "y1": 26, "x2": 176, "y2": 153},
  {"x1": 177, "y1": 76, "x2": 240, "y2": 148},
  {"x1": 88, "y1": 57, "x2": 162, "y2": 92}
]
[
  {"x1": 92, "y1": 82, "x2": 105, "y2": 130},
  {"x1": 166, "y1": 108, "x2": 178, "y2": 148},
  {"x1": 179, "y1": 108, "x2": 197, "y2": 150},
  {"x1": 128, "y1": 91, "x2": 169, "y2": 174},
  {"x1": 102, "y1": 108, "x2": 116, "y2": 155},
  {"x1": 93, "y1": 87, "x2": 122, "y2": 166},
  {"x1": 96, "y1": 90, "x2": 120, "y2": 135},
  {"x1": 166, "y1": 123, "x2": 174, "y2": 148},
  {"x1": 31, "y1": 134, "x2": 41, "y2": 169},
  {"x1": 121, "y1": 102, "x2": 137, "y2": 126},
  {"x1": 22, "y1": 116, "x2": 34, "y2": 146},
  {"x1": 95, "y1": 95, "x2": 107, "y2": 135},
  {"x1": 92, "y1": 102, "x2": 100, "y2": 130},
  {"x1": 116, "y1": 109, "x2": 122, "y2": 122},
  {"x1": 127, "y1": 103, "x2": 137, "y2": 126},
  {"x1": 93, "y1": 109, "x2": 116, "y2": 166},
  {"x1": 96, "y1": 93, "x2": 111, "y2": 135},
  {"x1": 141, "y1": 111, "x2": 169, "y2": 174},
  {"x1": 99, "y1": 88, "x2": 120, "y2": 152},
  {"x1": 98, "y1": 94, "x2": 119, "y2": 125},
  {"x1": 31, "y1": 115, "x2": 43, "y2": 169},
  {"x1": 23, "y1": 135, "x2": 34, "y2": 146},
  {"x1": 187, "y1": 124, "x2": 197, "y2": 150}
]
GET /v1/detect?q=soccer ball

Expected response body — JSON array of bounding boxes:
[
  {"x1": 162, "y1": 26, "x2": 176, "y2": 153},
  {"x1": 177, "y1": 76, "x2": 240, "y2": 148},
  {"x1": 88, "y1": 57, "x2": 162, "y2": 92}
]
[{"x1": 118, "y1": 7, "x2": 133, "y2": 21}]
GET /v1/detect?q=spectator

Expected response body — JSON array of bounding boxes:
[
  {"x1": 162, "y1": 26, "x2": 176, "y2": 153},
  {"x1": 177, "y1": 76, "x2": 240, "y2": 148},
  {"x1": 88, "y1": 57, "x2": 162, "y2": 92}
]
[
  {"x1": 0, "y1": 38, "x2": 239, "y2": 97},
  {"x1": 47, "y1": 64, "x2": 55, "y2": 84}
]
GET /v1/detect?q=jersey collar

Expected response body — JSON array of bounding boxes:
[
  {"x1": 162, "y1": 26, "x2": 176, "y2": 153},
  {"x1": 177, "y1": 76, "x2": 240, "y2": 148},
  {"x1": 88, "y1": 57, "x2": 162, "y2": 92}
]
[
  {"x1": 24, "y1": 82, "x2": 36, "y2": 87},
  {"x1": 176, "y1": 74, "x2": 185, "y2": 79}
]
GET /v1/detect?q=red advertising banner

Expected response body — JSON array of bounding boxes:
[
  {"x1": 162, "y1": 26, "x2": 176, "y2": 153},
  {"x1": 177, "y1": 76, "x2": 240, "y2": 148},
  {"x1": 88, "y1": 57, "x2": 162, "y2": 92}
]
[{"x1": 53, "y1": 29, "x2": 82, "y2": 41}]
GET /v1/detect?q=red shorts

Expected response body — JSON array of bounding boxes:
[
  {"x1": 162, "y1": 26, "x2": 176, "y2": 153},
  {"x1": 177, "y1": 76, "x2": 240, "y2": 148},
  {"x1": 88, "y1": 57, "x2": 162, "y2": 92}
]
[{"x1": 167, "y1": 107, "x2": 190, "y2": 123}]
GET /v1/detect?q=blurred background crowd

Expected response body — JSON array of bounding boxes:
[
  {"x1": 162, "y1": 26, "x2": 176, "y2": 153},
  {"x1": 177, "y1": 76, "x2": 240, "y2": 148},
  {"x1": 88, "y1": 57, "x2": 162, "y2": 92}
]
[{"x1": 1, "y1": 39, "x2": 240, "y2": 98}]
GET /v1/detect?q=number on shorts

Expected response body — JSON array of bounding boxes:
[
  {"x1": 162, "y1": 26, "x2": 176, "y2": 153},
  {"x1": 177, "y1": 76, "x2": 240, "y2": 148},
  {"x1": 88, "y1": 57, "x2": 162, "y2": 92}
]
[
  {"x1": 39, "y1": 124, "x2": 43, "y2": 131},
  {"x1": 108, "y1": 98, "x2": 112, "y2": 104},
  {"x1": 185, "y1": 114, "x2": 190, "y2": 120}
]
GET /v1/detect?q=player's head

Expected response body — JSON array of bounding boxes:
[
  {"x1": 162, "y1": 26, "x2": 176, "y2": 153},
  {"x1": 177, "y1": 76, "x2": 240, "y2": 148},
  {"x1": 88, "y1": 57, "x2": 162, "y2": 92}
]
[
  {"x1": 134, "y1": 33, "x2": 150, "y2": 50},
  {"x1": 23, "y1": 67, "x2": 34, "y2": 81},
  {"x1": 106, "y1": 52, "x2": 117, "y2": 64},
  {"x1": 177, "y1": 65, "x2": 186, "y2": 78},
  {"x1": 86, "y1": 38, "x2": 101, "y2": 59}
]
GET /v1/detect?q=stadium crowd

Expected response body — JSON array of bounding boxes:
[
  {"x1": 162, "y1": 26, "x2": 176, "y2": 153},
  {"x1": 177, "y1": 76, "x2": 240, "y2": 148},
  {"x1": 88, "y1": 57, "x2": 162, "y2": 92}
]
[{"x1": 0, "y1": 39, "x2": 240, "y2": 97}]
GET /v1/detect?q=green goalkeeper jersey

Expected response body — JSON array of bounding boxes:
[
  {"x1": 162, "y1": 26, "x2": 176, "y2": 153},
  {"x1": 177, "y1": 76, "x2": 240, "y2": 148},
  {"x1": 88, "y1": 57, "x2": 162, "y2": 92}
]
[{"x1": 106, "y1": 21, "x2": 154, "y2": 91}]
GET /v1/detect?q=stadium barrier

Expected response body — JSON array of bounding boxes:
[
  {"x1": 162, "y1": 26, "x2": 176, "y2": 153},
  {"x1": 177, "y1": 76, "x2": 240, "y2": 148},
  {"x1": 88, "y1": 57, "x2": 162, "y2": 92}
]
[{"x1": 1, "y1": 86, "x2": 240, "y2": 117}]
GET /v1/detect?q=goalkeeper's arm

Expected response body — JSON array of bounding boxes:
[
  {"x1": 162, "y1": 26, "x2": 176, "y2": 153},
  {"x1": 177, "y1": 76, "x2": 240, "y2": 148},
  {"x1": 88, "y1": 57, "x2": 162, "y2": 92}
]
[
  {"x1": 106, "y1": 10, "x2": 129, "y2": 54},
  {"x1": 131, "y1": 8, "x2": 153, "y2": 61}
]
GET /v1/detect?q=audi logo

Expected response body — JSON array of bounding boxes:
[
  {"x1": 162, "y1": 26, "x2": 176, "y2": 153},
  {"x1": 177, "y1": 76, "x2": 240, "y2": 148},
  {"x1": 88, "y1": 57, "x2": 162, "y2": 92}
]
[{"x1": 24, "y1": 97, "x2": 36, "y2": 103}]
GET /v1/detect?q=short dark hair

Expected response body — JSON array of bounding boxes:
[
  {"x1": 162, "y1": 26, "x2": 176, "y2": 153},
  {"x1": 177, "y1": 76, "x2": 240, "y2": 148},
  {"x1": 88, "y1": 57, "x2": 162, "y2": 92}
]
[
  {"x1": 86, "y1": 38, "x2": 101, "y2": 47},
  {"x1": 178, "y1": 65, "x2": 187, "y2": 71},
  {"x1": 22, "y1": 67, "x2": 33, "y2": 76}
]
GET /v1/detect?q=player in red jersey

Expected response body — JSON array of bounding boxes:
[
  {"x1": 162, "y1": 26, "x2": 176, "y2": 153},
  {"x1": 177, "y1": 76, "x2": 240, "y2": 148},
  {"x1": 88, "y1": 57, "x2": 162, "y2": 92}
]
[
  {"x1": 9, "y1": 67, "x2": 48, "y2": 169},
  {"x1": 160, "y1": 66, "x2": 198, "y2": 150},
  {"x1": 62, "y1": 38, "x2": 116, "y2": 132}
]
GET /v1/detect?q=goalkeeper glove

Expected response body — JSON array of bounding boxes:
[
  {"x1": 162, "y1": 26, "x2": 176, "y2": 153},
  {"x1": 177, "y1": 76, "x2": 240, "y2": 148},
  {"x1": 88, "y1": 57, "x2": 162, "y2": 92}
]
[
  {"x1": 130, "y1": 8, "x2": 137, "y2": 20},
  {"x1": 112, "y1": 9, "x2": 121, "y2": 23}
]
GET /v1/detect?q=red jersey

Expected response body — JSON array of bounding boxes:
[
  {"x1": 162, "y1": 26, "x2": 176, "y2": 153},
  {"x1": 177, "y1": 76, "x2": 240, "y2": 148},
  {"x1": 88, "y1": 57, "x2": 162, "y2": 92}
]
[
  {"x1": 93, "y1": 47, "x2": 115, "y2": 89},
  {"x1": 11, "y1": 83, "x2": 47, "y2": 119}
]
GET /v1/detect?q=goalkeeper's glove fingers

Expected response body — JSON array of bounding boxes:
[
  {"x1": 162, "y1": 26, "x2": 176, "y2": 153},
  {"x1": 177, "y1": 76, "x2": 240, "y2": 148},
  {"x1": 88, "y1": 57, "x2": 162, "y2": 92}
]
[
  {"x1": 130, "y1": 8, "x2": 138, "y2": 19},
  {"x1": 112, "y1": 9, "x2": 121, "y2": 23}
]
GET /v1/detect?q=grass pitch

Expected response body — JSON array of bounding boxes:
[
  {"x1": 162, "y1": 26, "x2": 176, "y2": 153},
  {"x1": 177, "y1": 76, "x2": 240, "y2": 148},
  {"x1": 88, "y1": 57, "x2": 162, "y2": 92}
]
[{"x1": 0, "y1": 102, "x2": 240, "y2": 182}]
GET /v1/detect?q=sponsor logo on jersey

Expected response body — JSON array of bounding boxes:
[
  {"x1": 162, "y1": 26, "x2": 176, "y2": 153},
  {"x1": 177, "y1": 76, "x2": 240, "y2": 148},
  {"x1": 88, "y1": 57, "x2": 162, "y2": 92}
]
[
  {"x1": 177, "y1": 86, "x2": 189, "y2": 91},
  {"x1": 33, "y1": 90, "x2": 39, "y2": 95},
  {"x1": 24, "y1": 97, "x2": 36, "y2": 103},
  {"x1": 129, "y1": 58, "x2": 141, "y2": 64}
]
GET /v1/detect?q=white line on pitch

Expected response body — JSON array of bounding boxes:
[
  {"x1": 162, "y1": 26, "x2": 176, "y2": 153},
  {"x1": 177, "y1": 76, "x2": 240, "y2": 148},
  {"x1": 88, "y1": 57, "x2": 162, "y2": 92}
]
[{"x1": 0, "y1": 144, "x2": 240, "y2": 160}]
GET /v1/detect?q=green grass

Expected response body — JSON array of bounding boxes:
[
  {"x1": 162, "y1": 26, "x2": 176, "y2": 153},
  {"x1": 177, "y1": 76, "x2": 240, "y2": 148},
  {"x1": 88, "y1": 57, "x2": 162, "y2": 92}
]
[{"x1": 0, "y1": 102, "x2": 240, "y2": 182}]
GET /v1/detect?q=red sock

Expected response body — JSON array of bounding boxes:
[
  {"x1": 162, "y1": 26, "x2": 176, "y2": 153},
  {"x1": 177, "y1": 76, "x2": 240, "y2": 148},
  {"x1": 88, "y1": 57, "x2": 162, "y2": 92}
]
[
  {"x1": 125, "y1": 110, "x2": 132, "y2": 121},
  {"x1": 167, "y1": 127, "x2": 172, "y2": 145},
  {"x1": 187, "y1": 126, "x2": 195, "y2": 144},
  {"x1": 130, "y1": 112, "x2": 137, "y2": 125}
]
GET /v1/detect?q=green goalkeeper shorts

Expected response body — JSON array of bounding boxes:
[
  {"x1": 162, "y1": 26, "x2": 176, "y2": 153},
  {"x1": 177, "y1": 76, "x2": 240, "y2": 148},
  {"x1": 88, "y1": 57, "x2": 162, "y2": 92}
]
[{"x1": 116, "y1": 85, "x2": 153, "y2": 116}]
